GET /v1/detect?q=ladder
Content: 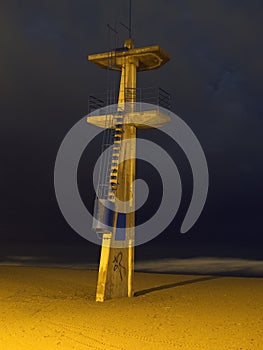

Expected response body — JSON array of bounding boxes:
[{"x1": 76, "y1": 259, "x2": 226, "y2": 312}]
[{"x1": 92, "y1": 113, "x2": 124, "y2": 236}]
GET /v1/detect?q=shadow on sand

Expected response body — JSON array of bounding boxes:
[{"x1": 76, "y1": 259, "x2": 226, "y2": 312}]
[{"x1": 134, "y1": 275, "x2": 220, "y2": 297}]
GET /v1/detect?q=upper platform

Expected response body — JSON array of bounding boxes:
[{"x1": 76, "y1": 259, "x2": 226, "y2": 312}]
[{"x1": 88, "y1": 45, "x2": 170, "y2": 72}]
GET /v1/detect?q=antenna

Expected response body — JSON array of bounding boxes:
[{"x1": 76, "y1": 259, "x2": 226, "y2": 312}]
[
  {"x1": 120, "y1": 0, "x2": 132, "y2": 38},
  {"x1": 107, "y1": 23, "x2": 118, "y2": 35},
  {"x1": 129, "y1": 0, "x2": 132, "y2": 38},
  {"x1": 107, "y1": 23, "x2": 118, "y2": 49}
]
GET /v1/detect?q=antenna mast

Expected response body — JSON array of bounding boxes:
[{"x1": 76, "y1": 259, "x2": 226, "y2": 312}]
[{"x1": 129, "y1": 0, "x2": 132, "y2": 38}]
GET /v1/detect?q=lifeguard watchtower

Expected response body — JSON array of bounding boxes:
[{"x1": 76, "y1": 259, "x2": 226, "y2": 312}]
[{"x1": 87, "y1": 36, "x2": 170, "y2": 301}]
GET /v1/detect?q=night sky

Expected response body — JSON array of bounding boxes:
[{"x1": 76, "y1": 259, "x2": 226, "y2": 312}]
[{"x1": 1, "y1": 0, "x2": 262, "y2": 260}]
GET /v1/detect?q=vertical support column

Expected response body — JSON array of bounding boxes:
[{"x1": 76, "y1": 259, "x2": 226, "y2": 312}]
[
  {"x1": 96, "y1": 38, "x2": 137, "y2": 301},
  {"x1": 124, "y1": 124, "x2": 136, "y2": 298},
  {"x1": 95, "y1": 232, "x2": 112, "y2": 302},
  {"x1": 124, "y1": 51, "x2": 137, "y2": 297}
]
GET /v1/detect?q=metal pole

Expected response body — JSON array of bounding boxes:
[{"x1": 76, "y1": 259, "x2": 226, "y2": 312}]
[{"x1": 129, "y1": 0, "x2": 132, "y2": 38}]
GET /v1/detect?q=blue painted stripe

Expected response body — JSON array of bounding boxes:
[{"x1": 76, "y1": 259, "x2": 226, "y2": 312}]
[{"x1": 115, "y1": 213, "x2": 126, "y2": 240}]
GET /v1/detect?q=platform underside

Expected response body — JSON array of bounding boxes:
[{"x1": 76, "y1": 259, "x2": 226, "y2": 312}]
[
  {"x1": 88, "y1": 45, "x2": 170, "y2": 71},
  {"x1": 87, "y1": 110, "x2": 171, "y2": 129}
]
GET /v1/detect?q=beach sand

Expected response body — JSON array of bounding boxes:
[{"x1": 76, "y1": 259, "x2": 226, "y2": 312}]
[{"x1": 0, "y1": 266, "x2": 262, "y2": 349}]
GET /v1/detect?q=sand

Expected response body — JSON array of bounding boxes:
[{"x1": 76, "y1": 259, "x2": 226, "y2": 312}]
[{"x1": 0, "y1": 266, "x2": 262, "y2": 350}]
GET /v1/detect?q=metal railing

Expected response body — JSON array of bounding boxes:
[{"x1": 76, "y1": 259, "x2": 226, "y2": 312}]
[{"x1": 88, "y1": 86, "x2": 171, "y2": 113}]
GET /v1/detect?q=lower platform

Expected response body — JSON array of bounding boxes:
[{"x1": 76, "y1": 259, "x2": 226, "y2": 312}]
[{"x1": 87, "y1": 109, "x2": 171, "y2": 129}]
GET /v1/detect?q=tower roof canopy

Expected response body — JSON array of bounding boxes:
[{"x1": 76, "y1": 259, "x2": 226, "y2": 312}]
[{"x1": 88, "y1": 45, "x2": 170, "y2": 71}]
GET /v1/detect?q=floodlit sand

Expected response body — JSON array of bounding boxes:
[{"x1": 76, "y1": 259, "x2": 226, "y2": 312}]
[{"x1": 0, "y1": 266, "x2": 262, "y2": 349}]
